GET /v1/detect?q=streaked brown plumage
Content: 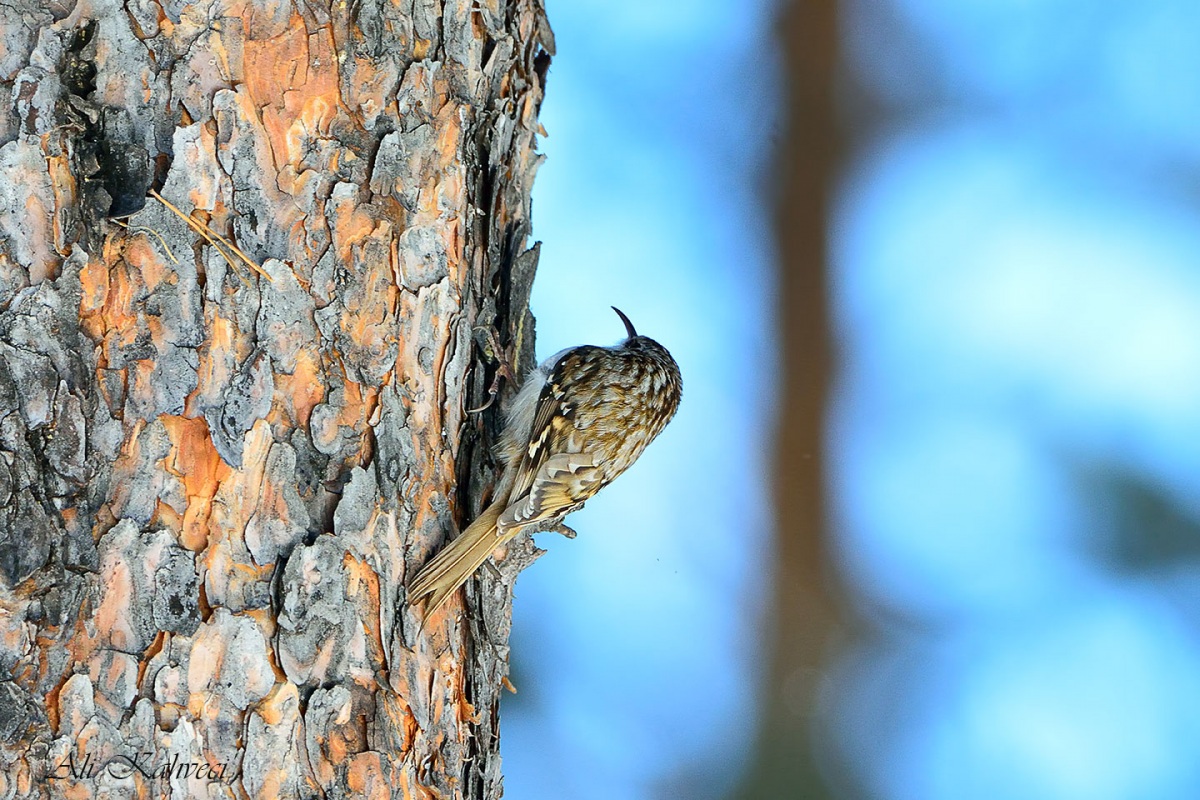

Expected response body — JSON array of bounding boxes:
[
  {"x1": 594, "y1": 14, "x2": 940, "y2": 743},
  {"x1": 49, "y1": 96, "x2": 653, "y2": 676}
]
[{"x1": 408, "y1": 307, "x2": 682, "y2": 619}]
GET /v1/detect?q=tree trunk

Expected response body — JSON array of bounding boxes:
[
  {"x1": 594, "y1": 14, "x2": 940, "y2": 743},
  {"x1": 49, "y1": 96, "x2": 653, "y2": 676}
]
[
  {"x1": 733, "y1": 1, "x2": 842, "y2": 798},
  {"x1": 0, "y1": 1, "x2": 551, "y2": 797}
]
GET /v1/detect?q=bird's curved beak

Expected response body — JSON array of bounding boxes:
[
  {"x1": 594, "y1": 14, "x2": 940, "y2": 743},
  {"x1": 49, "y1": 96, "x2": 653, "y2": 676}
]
[{"x1": 612, "y1": 306, "x2": 638, "y2": 339}]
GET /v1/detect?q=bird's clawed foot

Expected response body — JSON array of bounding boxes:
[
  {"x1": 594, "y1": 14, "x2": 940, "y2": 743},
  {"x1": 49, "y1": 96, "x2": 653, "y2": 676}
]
[{"x1": 467, "y1": 326, "x2": 518, "y2": 413}]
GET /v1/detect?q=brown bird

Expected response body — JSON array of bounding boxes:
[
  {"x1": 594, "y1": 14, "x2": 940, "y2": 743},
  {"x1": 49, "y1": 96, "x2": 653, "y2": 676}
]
[{"x1": 408, "y1": 307, "x2": 683, "y2": 618}]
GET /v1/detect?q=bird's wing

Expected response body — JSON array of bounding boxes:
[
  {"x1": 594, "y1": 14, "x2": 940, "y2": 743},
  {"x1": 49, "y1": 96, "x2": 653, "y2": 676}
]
[
  {"x1": 507, "y1": 346, "x2": 601, "y2": 500},
  {"x1": 499, "y1": 452, "x2": 603, "y2": 531}
]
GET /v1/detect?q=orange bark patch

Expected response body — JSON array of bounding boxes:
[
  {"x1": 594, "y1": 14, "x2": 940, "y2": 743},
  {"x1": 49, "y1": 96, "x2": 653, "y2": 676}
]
[
  {"x1": 96, "y1": 251, "x2": 145, "y2": 360},
  {"x1": 255, "y1": 680, "x2": 296, "y2": 726},
  {"x1": 330, "y1": 204, "x2": 378, "y2": 268},
  {"x1": 343, "y1": 552, "x2": 385, "y2": 688},
  {"x1": 77, "y1": 252, "x2": 110, "y2": 342},
  {"x1": 122, "y1": 231, "x2": 170, "y2": 293},
  {"x1": 245, "y1": 19, "x2": 340, "y2": 175},
  {"x1": 162, "y1": 415, "x2": 229, "y2": 551},
  {"x1": 200, "y1": 422, "x2": 285, "y2": 605},
  {"x1": 346, "y1": 752, "x2": 389, "y2": 800},
  {"x1": 271, "y1": 349, "x2": 325, "y2": 427},
  {"x1": 137, "y1": 631, "x2": 168, "y2": 690},
  {"x1": 188, "y1": 312, "x2": 241, "y2": 419}
]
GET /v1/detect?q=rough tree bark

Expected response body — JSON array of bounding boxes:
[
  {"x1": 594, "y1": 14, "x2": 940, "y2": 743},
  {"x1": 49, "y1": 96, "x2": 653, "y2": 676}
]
[{"x1": 0, "y1": 0, "x2": 551, "y2": 797}]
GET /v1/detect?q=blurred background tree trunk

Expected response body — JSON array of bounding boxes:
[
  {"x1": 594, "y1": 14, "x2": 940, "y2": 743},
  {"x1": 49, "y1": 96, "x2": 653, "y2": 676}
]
[
  {"x1": 734, "y1": 1, "x2": 843, "y2": 798},
  {"x1": 0, "y1": 1, "x2": 550, "y2": 797}
]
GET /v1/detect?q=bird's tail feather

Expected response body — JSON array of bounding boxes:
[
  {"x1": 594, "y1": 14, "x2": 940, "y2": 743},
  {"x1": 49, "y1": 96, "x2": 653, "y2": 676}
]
[{"x1": 408, "y1": 500, "x2": 512, "y2": 620}]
